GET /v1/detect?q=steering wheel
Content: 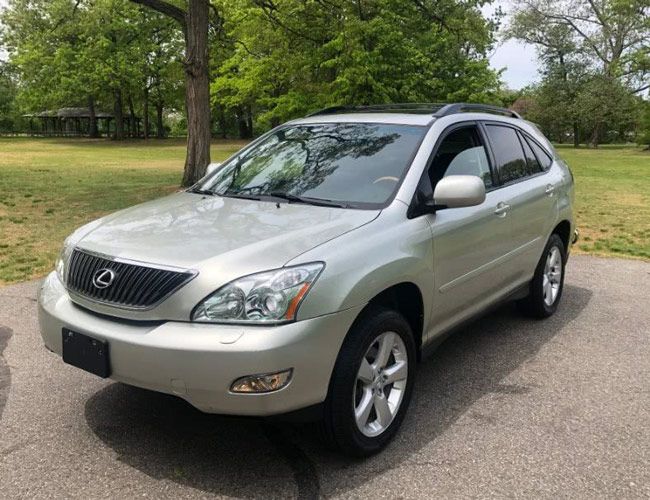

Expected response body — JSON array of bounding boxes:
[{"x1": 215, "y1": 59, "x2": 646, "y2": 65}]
[{"x1": 372, "y1": 176, "x2": 399, "y2": 185}]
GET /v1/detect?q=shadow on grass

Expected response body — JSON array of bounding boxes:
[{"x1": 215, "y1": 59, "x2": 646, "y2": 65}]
[{"x1": 85, "y1": 284, "x2": 592, "y2": 499}]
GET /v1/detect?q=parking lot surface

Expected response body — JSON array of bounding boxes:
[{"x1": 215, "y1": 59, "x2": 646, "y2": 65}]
[{"x1": 0, "y1": 255, "x2": 649, "y2": 499}]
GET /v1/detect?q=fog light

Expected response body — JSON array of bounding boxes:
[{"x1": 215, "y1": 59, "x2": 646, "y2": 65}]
[{"x1": 230, "y1": 369, "x2": 293, "y2": 393}]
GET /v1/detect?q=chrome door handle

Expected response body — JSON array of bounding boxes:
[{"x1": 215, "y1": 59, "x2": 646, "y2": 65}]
[
  {"x1": 494, "y1": 202, "x2": 510, "y2": 216},
  {"x1": 545, "y1": 184, "x2": 556, "y2": 196}
]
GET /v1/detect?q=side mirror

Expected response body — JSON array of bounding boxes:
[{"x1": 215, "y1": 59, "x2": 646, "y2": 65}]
[
  {"x1": 205, "y1": 162, "x2": 221, "y2": 177},
  {"x1": 433, "y1": 175, "x2": 486, "y2": 209}
]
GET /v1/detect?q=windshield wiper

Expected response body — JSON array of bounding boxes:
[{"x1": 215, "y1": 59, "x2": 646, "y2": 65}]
[
  {"x1": 266, "y1": 191, "x2": 351, "y2": 208},
  {"x1": 188, "y1": 187, "x2": 215, "y2": 196},
  {"x1": 220, "y1": 192, "x2": 262, "y2": 201}
]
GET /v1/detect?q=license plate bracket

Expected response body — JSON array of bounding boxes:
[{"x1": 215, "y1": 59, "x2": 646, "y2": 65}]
[{"x1": 62, "y1": 329, "x2": 110, "y2": 378}]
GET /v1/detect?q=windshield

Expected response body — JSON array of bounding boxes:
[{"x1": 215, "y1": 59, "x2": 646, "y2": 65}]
[{"x1": 200, "y1": 123, "x2": 426, "y2": 208}]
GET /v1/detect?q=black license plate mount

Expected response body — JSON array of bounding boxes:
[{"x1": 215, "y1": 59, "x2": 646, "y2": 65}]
[{"x1": 62, "y1": 329, "x2": 110, "y2": 378}]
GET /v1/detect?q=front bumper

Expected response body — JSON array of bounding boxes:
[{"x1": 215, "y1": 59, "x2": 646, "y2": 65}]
[{"x1": 38, "y1": 272, "x2": 361, "y2": 416}]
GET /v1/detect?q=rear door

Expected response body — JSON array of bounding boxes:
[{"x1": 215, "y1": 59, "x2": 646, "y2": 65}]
[{"x1": 482, "y1": 123, "x2": 559, "y2": 282}]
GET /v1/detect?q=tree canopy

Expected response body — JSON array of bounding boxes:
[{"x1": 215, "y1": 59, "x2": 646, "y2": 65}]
[
  {"x1": 1, "y1": 0, "x2": 504, "y2": 132},
  {"x1": 1, "y1": 0, "x2": 647, "y2": 159},
  {"x1": 508, "y1": 0, "x2": 649, "y2": 147}
]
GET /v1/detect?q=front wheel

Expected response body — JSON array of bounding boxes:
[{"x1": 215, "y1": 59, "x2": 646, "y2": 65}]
[
  {"x1": 320, "y1": 308, "x2": 416, "y2": 456},
  {"x1": 518, "y1": 233, "x2": 566, "y2": 318}
]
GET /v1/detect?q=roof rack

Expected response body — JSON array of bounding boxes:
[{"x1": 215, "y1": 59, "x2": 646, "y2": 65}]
[
  {"x1": 433, "y1": 103, "x2": 521, "y2": 119},
  {"x1": 307, "y1": 102, "x2": 520, "y2": 119},
  {"x1": 307, "y1": 103, "x2": 448, "y2": 116}
]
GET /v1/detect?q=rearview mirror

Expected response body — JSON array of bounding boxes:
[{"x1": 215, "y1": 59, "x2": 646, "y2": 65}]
[{"x1": 433, "y1": 175, "x2": 486, "y2": 209}]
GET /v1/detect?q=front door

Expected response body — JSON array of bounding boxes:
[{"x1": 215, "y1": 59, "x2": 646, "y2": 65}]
[{"x1": 424, "y1": 123, "x2": 519, "y2": 338}]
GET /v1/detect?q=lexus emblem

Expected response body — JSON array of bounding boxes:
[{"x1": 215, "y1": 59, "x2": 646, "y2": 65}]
[{"x1": 92, "y1": 268, "x2": 116, "y2": 289}]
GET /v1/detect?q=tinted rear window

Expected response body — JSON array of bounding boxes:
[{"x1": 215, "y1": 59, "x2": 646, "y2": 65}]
[
  {"x1": 525, "y1": 136, "x2": 553, "y2": 170},
  {"x1": 485, "y1": 125, "x2": 528, "y2": 184},
  {"x1": 518, "y1": 131, "x2": 543, "y2": 174}
]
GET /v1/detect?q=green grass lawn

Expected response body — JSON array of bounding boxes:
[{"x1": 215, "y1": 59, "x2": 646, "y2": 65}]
[
  {"x1": 0, "y1": 138, "x2": 648, "y2": 285},
  {"x1": 0, "y1": 137, "x2": 246, "y2": 284},
  {"x1": 557, "y1": 145, "x2": 650, "y2": 260}
]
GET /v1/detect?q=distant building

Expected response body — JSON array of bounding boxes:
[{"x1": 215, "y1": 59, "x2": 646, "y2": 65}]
[{"x1": 23, "y1": 107, "x2": 141, "y2": 138}]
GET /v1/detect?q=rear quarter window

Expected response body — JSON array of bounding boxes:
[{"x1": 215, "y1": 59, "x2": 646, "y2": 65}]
[{"x1": 525, "y1": 136, "x2": 553, "y2": 170}]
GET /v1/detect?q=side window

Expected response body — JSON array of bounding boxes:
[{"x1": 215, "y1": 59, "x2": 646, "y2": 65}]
[
  {"x1": 485, "y1": 125, "x2": 528, "y2": 184},
  {"x1": 525, "y1": 136, "x2": 553, "y2": 170},
  {"x1": 517, "y1": 131, "x2": 542, "y2": 174},
  {"x1": 429, "y1": 126, "x2": 493, "y2": 189}
]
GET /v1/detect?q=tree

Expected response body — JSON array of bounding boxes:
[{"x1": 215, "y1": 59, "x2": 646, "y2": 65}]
[
  {"x1": 509, "y1": 0, "x2": 650, "y2": 93},
  {"x1": 1, "y1": 0, "x2": 182, "y2": 140},
  {"x1": 573, "y1": 75, "x2": 638, "y2": 146},
  {"x1": 131, "y1": 0, "x2": 212, "y2": 186},
  {"x1": 638, "y1": 100, "x2": 650, "y2": 150},
  {"x1": 0, "y1": 62, "x2": 19, "y2": 133},
  {"x1": 211, "y1": 0, "x2": 502, "y2": 134}
]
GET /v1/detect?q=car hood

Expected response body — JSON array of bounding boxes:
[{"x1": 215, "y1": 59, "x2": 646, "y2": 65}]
[{"x1": 76, "y1": 192, "x2": 380, "y2": 270}]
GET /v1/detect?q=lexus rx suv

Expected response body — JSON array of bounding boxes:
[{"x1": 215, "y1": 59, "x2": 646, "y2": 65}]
[{"x1": 38, "y1": 103, "x2": 576, "y2": 456}]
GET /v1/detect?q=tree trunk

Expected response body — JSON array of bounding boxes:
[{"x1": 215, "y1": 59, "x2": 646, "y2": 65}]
[
  {"x1": 130, "y1": 0, "x2": 212, "y2": 185},
  {"x1": 237, "y1": 111, "x2": 249, "y2": 139},
  {"x1": 246, "y1": 105, "x2": 253, "y2": 137},
  {"x1": 113, "y1": 89, "x2": 124, "y2": 140},
  {"x1": 590, "y1": 123, "x2": 601, "y2": 148},
  {"x1": 88, "y1": 95, "x2": 99, "y2": 138},
  {"x1": 128, "y1": 96, "x2": 137, "y2": 138},
  {"x1": 143, "y1": 87, "x2": 150, "y2": 139},
  {"x1": 215, "y1": 106, "x2": 227, "y2": 139},
  {"x1": 181, "y1": 0, "x2": 211, "y2": 186},
  {"x1": 236, "y1": 107, "x2": 253, "y2": 139},
  {"x1": 156, "y1": 102, "x2": 165, "y2": 138},
  {"x1": 573, "y1": 122, "x2": 579, "y2": 148}
]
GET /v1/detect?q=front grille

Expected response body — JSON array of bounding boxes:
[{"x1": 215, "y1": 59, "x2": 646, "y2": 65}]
[{"x1": 66, "y1": 249, "x2": 195, "y2": 309}]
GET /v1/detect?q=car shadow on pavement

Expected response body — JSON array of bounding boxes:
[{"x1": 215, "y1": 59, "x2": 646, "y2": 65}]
[{"x1": 85, "y1": 284, "x2": 592, "y2": 499}]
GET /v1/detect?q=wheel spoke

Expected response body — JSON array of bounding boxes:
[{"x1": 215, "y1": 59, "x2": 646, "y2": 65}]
[
  {"x1": 544, "y1": 281, "x2": 552, "y2": 300},
  {"x1": 374, "y1": 394, "x2": 392, "y2": 427},
  {"x1": 374, "y1": 332, "x2": 394, "y2": 369},
  {"x1": 383, "y1": 360, "x2": 407, "y2": 384},
  {"x1": 357, "y1": 358, "x2": 374, "y2": 384},
  {"x1": 549, "y1": 270, "x2": 561, "y2": 283},
  {"x1": 355, "y1": 388, "x2": 373, "y2": 427}
]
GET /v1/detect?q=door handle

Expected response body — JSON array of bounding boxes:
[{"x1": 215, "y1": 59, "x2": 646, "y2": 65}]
[
  {"x1": 494, "y1": 202, "x2": 510, "y2": 217},
  {"x1": 545, "y1": 184, "x2": 556, "y2": 196}
]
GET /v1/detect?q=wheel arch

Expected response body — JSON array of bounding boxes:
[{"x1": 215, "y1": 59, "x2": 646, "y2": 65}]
[
  {"x1": 552, "y1": 220, "x2": 572, "y2": 251},
  {"x1": 350, "y1": 282, "x2": 425, "y2": 361}
]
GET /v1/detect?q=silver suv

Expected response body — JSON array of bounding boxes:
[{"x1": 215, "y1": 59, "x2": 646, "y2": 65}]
[{"x1": 38, "y1": 103, "x2": 576, "y2": 456}]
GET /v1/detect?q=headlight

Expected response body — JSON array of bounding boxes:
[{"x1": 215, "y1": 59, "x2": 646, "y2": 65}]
[
  {"x1": 192, "y1": 262, "x2": 324, "y2": 324},
  {"x1": 55, "y1": 238, "x2": 75, "y2": 286}
]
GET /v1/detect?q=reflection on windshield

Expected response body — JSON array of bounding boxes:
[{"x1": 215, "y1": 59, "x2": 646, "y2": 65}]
[{"x1": 202, "y1": 123, "x2": 425, "y2": 208}]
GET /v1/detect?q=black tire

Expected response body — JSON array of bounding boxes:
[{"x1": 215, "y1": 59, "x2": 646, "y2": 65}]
[
  {"x1": 518, "y1": 233, "x2": 566, "y2": 318},
  {"x1": 319, "y1": 307, "x2": 417, "y2": 457}
]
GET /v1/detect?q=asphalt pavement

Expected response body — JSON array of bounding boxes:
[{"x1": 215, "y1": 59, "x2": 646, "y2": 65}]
[{"x1": 0, "y1": 255, "x2": 648, "y2": 499}]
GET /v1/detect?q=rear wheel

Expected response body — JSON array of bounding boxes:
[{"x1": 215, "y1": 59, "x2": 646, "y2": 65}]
[
  {"x1": 518, "y1": 233, "x2": 566, "y2": 318},
  {"x1": 320, "y1": 307, "x2": 416, "y2": 456}
]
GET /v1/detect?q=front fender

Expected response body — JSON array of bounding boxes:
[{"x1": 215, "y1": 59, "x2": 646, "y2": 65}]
[{"x1": 288, "y1": 204, "x2": 434, "y2": 330}]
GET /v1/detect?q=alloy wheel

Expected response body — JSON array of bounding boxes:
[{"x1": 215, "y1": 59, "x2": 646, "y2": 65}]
[
  {"x1": 543, "y1": 246, "x2": 562, "y2": 306},
  {"x1": 353, "y1": 331, "x2": 408, "y2": 437}
]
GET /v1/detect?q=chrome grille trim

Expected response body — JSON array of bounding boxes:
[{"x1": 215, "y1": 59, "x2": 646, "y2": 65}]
[{"x1": 66, "y1": 248, "x2": 197, "y2": 310}]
